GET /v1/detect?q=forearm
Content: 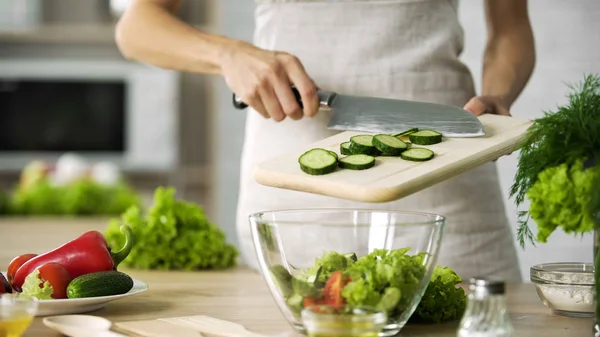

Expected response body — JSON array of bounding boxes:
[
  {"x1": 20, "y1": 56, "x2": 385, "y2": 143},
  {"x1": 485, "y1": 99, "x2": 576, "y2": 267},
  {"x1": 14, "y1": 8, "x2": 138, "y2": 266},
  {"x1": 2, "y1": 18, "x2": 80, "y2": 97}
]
[
  {"x1": 115, "y1": 0, "x2": 238, "y2": 75},
  {"x1": 481, "y1": 0, "x2": 536, "y2": 110},
  {"x1": 481, "y1": 29, "x2": 535, "y2": 109}
]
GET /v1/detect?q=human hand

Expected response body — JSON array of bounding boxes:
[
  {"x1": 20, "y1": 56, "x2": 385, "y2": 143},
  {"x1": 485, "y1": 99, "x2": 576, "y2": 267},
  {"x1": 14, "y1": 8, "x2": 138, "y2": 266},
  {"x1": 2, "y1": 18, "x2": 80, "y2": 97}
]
[
  {"x1": 463, "y1": 96, "x2": 511, "y2": 117},
  {"x1": 219, "y1": 41, "x2": 319, "y2": 121},
  {"x1": 464, "y1": 96, "x2": 514, "y2": 160}
]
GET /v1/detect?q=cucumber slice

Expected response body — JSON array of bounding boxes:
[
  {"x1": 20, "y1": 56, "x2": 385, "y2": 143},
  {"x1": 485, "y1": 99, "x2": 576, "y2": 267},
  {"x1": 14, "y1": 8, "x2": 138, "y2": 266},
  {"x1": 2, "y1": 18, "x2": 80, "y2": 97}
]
[
  {"x1": 292, "y1": 277, "x2": 319, "y2": 297},
  {"x1": 338, "y1": 154, "x2": 376, "y2": 170},
  {"x1": 306, "y1": 267, "x2": 322, "y2": 284},
  {"x1": 400, "y1": 148, "x2": 435, "y2": 162},
  {"x1": 270, "y1": 265, "x2": 293, "y2": 298},
  {"x1": 327, "y1": 150, "x2": 338, "y2": 160},
  {"x1": 408, "y1": 130, "x2": 443, "y2": 145},
  {"x1": 298, "y1": 148, "x2": 338, "y2": 175},
  {"x1": 372, "y1": 134, "x2": 408, "y2": 156},
  {"x1": 340, "y1": 142, "x2": 352, "y2": 155},
  {"x1": 344, "y1": 252, "x2": 358, "y2": 262},
  {"x1": 349, "y1": 135, "x2": 380, "y2": 156},
  {"x1": 393, "y1": 128, "x2": 419, "y2": 137},
  {"x1": 350, "y1": 135, "x2": 374, "y2": 147},
  {"x1": 286, "y1": 293, "x2": 304, "y2": 314},
  {"x1": 377, "y1": 287, "x2": 401, "y2": 311}
]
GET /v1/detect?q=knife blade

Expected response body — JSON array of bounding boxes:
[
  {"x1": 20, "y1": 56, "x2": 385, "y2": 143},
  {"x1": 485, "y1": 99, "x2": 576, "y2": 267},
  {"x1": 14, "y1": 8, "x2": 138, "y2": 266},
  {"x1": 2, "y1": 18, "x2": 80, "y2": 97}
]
[{"x1": 232, "y1": 88, "x2": 485, "y2": 138}]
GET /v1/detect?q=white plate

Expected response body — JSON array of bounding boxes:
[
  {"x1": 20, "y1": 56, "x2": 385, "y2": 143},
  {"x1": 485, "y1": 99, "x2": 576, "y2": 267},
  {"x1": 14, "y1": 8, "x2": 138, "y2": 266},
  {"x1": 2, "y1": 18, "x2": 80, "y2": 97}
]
[{"x1": 2, "y1": 271, "x2": 148, "y2": 316}]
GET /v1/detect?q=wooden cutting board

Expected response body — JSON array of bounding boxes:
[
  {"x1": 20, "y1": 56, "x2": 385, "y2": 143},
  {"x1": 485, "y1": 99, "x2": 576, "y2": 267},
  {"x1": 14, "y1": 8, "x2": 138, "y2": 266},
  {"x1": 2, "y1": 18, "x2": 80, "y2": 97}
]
[
  {"x1": 115, "y1": 319, "x2": 202, "y2": 337},
  {"x1": 253, "y1": 114, "x2": 533, "y2": 203}
]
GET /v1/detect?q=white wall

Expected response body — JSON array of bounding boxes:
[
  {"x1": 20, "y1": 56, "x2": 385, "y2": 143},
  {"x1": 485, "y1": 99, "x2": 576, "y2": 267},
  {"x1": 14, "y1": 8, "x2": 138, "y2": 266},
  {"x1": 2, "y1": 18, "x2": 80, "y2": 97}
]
[
  {"x1": 458, "y1": 0, "x2": 600, "y2": 280},
  {"x1": 214, "y1": 0, "x2": 600, "y2": 279}
]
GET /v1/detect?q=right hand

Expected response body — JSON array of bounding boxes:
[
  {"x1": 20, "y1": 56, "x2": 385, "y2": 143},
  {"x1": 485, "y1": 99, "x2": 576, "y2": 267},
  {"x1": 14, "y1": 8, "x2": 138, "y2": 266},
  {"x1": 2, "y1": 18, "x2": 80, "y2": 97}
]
[{"x1": 219, "y1": 41, "x2": 320, "y2": 121}]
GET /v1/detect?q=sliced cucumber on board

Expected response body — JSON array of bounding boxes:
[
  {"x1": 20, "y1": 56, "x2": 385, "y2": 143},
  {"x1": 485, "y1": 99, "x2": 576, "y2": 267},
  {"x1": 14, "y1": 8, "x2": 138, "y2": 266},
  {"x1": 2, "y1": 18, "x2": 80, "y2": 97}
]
[
  {"x1": 400, "y1": 148, "x2": 435, "y2": 162},
  {"x1": 298, "y1": 128, "x2": 441, "y2": 175},
  {"x1": 349, "y1": 135, "x2": 381, "y2": 156},
  {"x1": 393, "y1": 128, "x2": 419, "y2": 137},
  {"x1": 340, "y1": 142, "x2": 352, "y2": 155},
  {"x1": 408, "y1": 130, "x2": 443, "y2": 145},
  {"x1": 298, "y1": 148, "x2": 338, "y2": 175},
  {"x1": 372, "y1": 134, "x2": 408, "y2": 156},
  {"x1": 338, "y1": 154, "x2": 376, "y2": 170},
  {"x1": 394, "y1": 128, "x2": 419, "y2": 143}
]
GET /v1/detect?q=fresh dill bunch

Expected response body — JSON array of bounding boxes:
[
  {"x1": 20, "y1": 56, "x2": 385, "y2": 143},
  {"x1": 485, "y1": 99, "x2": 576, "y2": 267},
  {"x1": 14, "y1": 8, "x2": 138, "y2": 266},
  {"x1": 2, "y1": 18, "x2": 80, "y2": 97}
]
[{"x1": 510, "y1": 74, "x2": 600, "y2": 247}]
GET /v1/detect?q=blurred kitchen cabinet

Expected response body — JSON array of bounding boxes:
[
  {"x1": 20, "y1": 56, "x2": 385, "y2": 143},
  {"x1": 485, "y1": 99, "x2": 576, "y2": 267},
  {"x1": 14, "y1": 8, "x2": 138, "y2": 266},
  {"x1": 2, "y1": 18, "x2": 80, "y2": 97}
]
[{"x1": 0, "y1": 0, "x2": 221, "y2": 219}]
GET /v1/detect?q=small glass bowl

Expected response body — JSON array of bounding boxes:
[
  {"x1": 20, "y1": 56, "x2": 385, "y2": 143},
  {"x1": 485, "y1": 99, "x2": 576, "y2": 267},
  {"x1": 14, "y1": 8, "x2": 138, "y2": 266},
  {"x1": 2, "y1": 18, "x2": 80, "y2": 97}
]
[
  {"x1": 301, "y1": 305, "x2": 387, "y2": 337},
  {"x1": 0, "y1": 293, "x2": 39, "y2": 337},
  {"x1": 530, "y1": 262, "x2": 594, "y2": 318}
]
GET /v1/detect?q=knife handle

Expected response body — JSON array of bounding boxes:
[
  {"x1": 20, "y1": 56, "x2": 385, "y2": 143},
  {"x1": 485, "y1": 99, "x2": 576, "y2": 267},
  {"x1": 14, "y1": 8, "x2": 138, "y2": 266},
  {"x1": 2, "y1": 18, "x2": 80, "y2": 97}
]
[{"x1": 232, "y1": 88, "x2": 336, "y2": 110}]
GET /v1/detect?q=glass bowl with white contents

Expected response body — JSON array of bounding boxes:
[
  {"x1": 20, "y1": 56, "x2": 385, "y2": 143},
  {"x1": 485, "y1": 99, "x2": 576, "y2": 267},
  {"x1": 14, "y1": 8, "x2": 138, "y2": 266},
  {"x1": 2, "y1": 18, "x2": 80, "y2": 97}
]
[{"x1": 530, "y1": 262, "x2": 594, "y2": 318}]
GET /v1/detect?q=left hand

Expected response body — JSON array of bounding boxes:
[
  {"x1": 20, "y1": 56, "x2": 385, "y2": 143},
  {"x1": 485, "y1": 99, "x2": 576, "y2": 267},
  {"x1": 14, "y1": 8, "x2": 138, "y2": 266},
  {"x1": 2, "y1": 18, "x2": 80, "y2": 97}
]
[{"x1": 463, "y1": 96, "x2": 511, "y2": 116}]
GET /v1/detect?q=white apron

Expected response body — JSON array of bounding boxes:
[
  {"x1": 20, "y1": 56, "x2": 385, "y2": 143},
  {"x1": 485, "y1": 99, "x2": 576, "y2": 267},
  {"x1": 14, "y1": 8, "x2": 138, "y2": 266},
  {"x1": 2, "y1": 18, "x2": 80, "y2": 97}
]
[{"x1": 236, "y1": 0, "x2": 522, "y2": 282}]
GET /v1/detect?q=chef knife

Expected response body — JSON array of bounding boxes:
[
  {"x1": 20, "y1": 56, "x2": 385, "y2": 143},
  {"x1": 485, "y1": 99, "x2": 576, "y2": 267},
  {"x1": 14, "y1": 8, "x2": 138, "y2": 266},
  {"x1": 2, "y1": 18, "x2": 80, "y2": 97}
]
[{"x1": 232, "y1": 88, "x2": 485, "y2": 137}]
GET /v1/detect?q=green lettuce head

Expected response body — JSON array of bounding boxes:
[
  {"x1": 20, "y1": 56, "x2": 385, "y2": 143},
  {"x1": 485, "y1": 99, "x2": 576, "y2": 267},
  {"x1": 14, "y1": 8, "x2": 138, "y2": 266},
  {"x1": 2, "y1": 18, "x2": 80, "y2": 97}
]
[
  {"x1": 510, "y1": 74, "x2": 600, "y2": 247},
  {"x1": 526, "y1": 157, "x2": 600, "y2": 242}
]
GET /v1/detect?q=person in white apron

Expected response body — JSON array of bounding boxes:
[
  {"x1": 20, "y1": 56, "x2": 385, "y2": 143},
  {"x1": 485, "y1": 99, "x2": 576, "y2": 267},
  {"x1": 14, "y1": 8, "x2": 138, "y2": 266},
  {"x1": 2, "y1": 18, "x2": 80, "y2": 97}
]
[{"x1": 115, "y1": 0, "x2": 535, "y2": 282}]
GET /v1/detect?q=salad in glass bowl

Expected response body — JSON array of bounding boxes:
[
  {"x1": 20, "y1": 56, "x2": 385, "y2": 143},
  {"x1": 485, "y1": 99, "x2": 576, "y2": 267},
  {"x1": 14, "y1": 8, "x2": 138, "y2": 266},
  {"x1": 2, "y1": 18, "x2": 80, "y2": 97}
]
[{"x1": 249, "y1": 209, "x2": 446, "y2": 336}]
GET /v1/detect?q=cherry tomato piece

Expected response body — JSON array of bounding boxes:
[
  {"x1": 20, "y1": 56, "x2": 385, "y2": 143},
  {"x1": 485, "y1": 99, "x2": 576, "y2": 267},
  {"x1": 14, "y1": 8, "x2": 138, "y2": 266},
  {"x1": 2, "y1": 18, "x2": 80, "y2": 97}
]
[
  {"x1": 7, "y1": 254, "x2": 37, "y2": 285},
  {"x1": 323, "y1": 271, "x2": 351, "y2": 310},
  {"x1": 36, "y1": 263, "x2": 72, "y2": 299}
]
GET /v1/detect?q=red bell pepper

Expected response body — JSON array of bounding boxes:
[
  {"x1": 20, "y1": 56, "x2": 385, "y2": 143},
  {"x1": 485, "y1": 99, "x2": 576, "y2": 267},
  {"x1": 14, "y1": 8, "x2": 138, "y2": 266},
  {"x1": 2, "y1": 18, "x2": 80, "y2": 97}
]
[{"x1": 12, "y1": 224, "x2": 134, "y2": 292}]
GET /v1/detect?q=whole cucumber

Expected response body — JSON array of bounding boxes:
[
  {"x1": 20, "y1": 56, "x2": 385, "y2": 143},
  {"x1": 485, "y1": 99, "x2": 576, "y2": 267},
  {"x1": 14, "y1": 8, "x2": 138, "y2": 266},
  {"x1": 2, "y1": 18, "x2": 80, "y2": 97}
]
[{"x1": 67, "y1": 270, "x2": 134, "y2": 299}]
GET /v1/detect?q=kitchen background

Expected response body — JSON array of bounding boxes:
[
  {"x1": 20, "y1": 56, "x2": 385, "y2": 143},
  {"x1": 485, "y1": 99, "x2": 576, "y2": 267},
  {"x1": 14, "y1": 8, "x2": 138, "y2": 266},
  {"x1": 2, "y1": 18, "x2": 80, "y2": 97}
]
[{"x1": 0, "y1": 0, "x2": 598, "y2": 280}]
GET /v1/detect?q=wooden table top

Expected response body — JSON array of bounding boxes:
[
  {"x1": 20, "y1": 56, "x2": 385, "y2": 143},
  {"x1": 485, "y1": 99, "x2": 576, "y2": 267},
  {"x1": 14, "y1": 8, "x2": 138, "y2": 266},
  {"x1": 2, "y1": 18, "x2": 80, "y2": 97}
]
[
  {"x1": 0, "y1": 218, "x2": 593, "y2": 337},
  {"x1": 19, "y1": 267, "x2": 592, "y2": 337}
]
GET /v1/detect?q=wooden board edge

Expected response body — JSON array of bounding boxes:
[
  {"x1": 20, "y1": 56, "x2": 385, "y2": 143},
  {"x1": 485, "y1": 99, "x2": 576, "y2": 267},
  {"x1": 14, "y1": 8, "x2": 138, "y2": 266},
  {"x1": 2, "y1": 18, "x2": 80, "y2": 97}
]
[
  {"x1": 378, "y1": 122, "x2": 532, "y2": 201},
  {"x1": 252, "y1": 116, "x2": 535, "y2": 204},
  {"x1": 252, "y1": 167, "x2": 398, "y2": 203}
]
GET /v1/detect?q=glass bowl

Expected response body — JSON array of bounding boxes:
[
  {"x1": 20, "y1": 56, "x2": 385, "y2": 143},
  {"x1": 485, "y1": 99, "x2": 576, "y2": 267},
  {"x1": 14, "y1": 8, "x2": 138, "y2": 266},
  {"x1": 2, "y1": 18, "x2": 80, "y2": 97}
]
[
  {"x1": 530, "y1": 262, "x2": 594, "y2": 318},
  {"x1": 249, "y1": 209, "x2": 446, "y2": 336},
  {"x1": 0, "y1": 293, "x2": 39, "y2": 337}
]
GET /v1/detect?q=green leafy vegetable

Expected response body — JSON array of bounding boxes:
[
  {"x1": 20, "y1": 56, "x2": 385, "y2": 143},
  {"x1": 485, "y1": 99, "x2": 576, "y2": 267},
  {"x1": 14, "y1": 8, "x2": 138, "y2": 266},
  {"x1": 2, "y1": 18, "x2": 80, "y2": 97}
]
[
  {"x1": 104, "y1": 186, "x2": 239, "y2": 270},
  {"x1": 284, "y1": 249, "x2": 465, "y2": 324},
  {"x1": 526, "y1": 158, "x2": 599, "y2": 243},
  {"x1": 7, "y1": 180, "x2": 62, "y2": 215},
  {"x1": 21, "y1": 269, "x2": 53, "y2": 300},
  {"x1": 342, "y1": 248, "x2": 426, "y2": 316},
  {"x1": 510, "y1": 74, "x2": 600, "y2": 247},
  {"x1": 257, "y1": 223, "x2": 276, "y2": 251},
  {"x1": 5, "y1": 179, "x2": 141, "y2": 216},
  {"x1": 409, "y1": 266, "x2": 466, "y2": 324},
  {"x1": 302, "y1": 251, "x2": 356, "y2": 285}
]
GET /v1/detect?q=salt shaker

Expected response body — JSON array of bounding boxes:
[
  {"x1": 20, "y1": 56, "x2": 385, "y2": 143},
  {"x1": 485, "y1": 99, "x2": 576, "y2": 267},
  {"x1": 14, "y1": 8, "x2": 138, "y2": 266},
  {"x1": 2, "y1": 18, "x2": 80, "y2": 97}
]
[{"x1": 457, "y1": 277, "x2": 514, "y2": 337}]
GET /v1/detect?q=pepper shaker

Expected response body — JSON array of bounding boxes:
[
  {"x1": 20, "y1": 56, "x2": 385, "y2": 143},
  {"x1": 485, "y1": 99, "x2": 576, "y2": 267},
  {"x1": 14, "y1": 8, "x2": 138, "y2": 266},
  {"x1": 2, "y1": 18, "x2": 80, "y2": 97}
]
[{"x1": 457, "y1": 277, "x2": 514, "y2": 337}]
